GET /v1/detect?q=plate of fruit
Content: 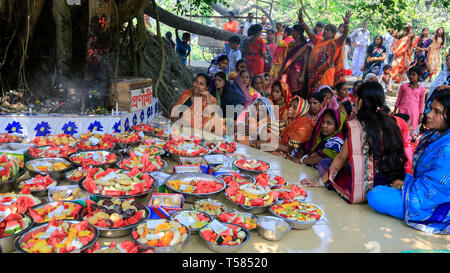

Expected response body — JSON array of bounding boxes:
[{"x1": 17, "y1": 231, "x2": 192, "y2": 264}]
[
  {"x1": 225, "y1": 183, "x2": 277, "y2": 214},
  {"x1": 27, "y1": 145, "x2": 78, "y2": 159},
  {"x1": 27, "y1": 201, "x2": 83, "y2": 224},
  {"x1": 205, "y1": 141, "x2": 237, "y2": 154},
  {"x1": 216, "y1": 210, "x2": 257, "y2": 231},
  {"x1": 164, "y1": 137, "x2": 209, "y2": 157},
  {"x1": 164, "y1": 173, "x2": 225, "y2": 202},
  {"x1": 128, "y1": 145, "x2": 165, "y2": 157},
  {"x1": 191, "y1": 199, "x2": 227, "y2": 217},
  {"x1": 0, "y1": 134, "x2": 24, "y2": 143},
  {"x1": 77, "y1": 133, "x2": 115, "y2": 151},
  {"x1": 0, "y1": 193, "x2": 42, "y2": 213},
  {"x1": 112, "y1": 131, "x2": 142, "y2": 148},
  {"x1": 68, "y1": 150, "x2": 120, "y2": 168},
  {"x1": 273, "y1": 184, "x2": 309, "y2": 202},
  {"x1": 233, "y1": 158, "x2": 270, "y2": 174},
  {"x1": 269, "y1": 200, "x2": 324, "y2": 229},
  {"x1": 169, "y1": 209, "x2": 213, "y2": 232},
  {"x1": 117, "y1": 153, "x2": 166, "y2": 173},
  {"x1": 0, "y1": 212, "x2": 33, "y2": 253},
  {"x1": 31, "y1": 134, "x2": 79, "y2": 147},
  {"x1": 216, "y1": 172, "x2": 255, "y2": 187},
  {"x1": 17, "y1": 175, "x2": 59, "y2": 197},
  {"x1": 254, "y1": 173, "x2": 288, "y2": 188},
  {"x1": 199, "y1": 220, "x2": 250, "y2": 253},
  {"x1": 64, "y1": 167, "x2": 103, "y2": 184},
  {"x1": 0, "y1": 155, "x2": 23, "y2": 193}
]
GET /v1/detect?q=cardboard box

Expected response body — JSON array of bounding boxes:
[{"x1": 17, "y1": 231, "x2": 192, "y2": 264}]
[
  {"x1": 0, "y1": 143, "x2": 35, "y2": 167},
  {"x1": 148, "y1": 193, "x2": 184, "y2": 219}
]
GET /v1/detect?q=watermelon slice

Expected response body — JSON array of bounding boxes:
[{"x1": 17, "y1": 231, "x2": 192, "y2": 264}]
[
  {"x1": 200, "y1": 227, "x2": 213, "y2": 241},
  {"x1": 4, "y1": 220, "x2": 22, "y2": 235}
]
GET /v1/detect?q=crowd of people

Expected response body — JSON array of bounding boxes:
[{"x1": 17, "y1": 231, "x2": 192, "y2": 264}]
[{"x1": 169, "y1": 8, "x2": 450, "y2": 234}]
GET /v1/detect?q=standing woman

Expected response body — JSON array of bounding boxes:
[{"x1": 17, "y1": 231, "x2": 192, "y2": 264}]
[
  {"x1": 362, "y1": 35, "x2": 386, "y2": 79},
  {"x1": 391, "y1": 25, "x2": 415, "y2": 83},
  {"x1": 300, "y1": 9, "x2": 352, "y2": 95},
  {"x1": 428, "y1": 27, "x2": 446, "y2": 81},
  {"x1": 301, "y1": 82, "x2": 407, "y2": 204},
  {"x1": 278, "y1": 24, "x2": 311, "y2": 99},
  {"x1": 367, "y1": 92, "x2": 450, "y2": 234},
  {"x1": 270, "y1": 26, "x2": 294, "y2": 80},
  {"x1": 411, "y1": 28, "x2": 432, "y2": 62},
  {"x1": 242, "y1": 24, "x2": 270, "y2": 76}
]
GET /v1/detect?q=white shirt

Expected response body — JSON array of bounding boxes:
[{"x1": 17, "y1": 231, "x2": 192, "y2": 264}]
[
  {"x1": 243, "y1": 21, "x2": 254, "y2": 36},
  {"x1": 383, "y1": 33, "x2": 394, "y2": 55},
  {"x1": 350, "y1": 28, "x2": 370, "y2": 48},
  {"x1": 228, "y1": 49, "x2": 241, "y2": 73}
]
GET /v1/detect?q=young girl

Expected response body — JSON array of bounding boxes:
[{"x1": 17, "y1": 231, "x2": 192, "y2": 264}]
[
  {"x1": 394, "y1": 66, "x2": 427, "y2": 131},
  {"x1": 335, "y1": 82, "x2": 351, "y2": 103}
]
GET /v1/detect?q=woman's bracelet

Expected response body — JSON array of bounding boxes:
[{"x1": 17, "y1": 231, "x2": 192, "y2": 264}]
[{"x1": 300, "y1": 155, "x2": 308, "y2": 165}]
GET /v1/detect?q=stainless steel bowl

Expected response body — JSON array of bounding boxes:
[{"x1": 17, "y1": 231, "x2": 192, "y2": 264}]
[
  {"x1": 0, "y1": 168, "x2": 25, "y2": 193},
  {"x1": 232, "y1": 159, "x2": 271, "y2": 175},
  {"x1": 199, "y1": 222, "x2": 251, "y2": 253},
  {"x1": 224, "y1": 192, "x2": 277, "y2": 215},
  {"x1": 116, "y1": 158, "x2": 167, "y2": 173},
  {"x1": 78, "y1": 171, "x2": 157, "y2": 204},
  {"x1": 14, "y1": 220, "x2": 99, "y2": 253},
  {"x1": 115, "y1": 141, "x2": 142, "y2": 150},
  {"x1": 81, "y1": 206, "x2": 150, "y2": 238},
  {"x1": 131, "y1": 220, "x2": 191, "y2": 253},
  {"x1": 216, "y1": 172, "x2": 256, "y2": 187},
  {"x1": 269, "y1": 202, "x2": 324, "y2": 230},
  {"x1": 17, "y1": 176, "x2": 60, "y2": 198},
  {"x1": 164, "y1": 173, "x2": 226, "y2": 203},
  {"x1": 128, "y1": 145, "x2": 166, "y2": 157},
  {"x1": 68, "y1": 150, "x2": 122, "y2": 169},
  {"x1": 256, "y1": 216, "x2": 291, "y2": 241},
  {"x1": 25, "y1": 145, "x2": 78, "y2": 160},
  {"x1": 25, "y1": 157, "x2": 72, "y2": 180},
  {"x1": 216, "y1": 210, "x2": 258, "y2": 231},
  {"x1": 191, "y1": 199, "x2": 227, "y2": 218},
  {"x1": 0, "y1": 213, "x2": 34, "y2": 253},
  {"x1": 169, "y1": 209, "x2": 213, "y2": 233},
  {"x1": 63, "y1": 169, "x2": 87, "y2": 184},
  {"x1": 26, "y1": 201, "x2": 84, "y2": 224},
  {"x1": 47, "y1": 185, "x2": 90, "y2": 202}
]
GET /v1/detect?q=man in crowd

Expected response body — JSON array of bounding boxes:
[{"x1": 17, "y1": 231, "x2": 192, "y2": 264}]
[
  {"x1": 243, "y1": 12, "x2": 254, "y2": 36},
  {"x1": 350, "y1": 21, "x2": 371, "y2": 77},
  {"x1": 384, "y1": 28, "x2": 395, "y2": 66},
  {"x1": 260, "y1": 15, "x2": 273, "y2": 43},
  {"x1": 223, "y1": 11, "x2": 240, "y2": 55}
]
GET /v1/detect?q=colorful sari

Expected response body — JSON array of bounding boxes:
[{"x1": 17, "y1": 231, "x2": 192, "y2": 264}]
[
  {"x1": 171, "y1": 89, "x2": 217, "y2": 130},
  {"x1": 394, "y1": 116, "x2": 413, "y2": 175},
  {"x1": 269, "y1": 81, "x2": 292, "y2": 133},
  {"x1": 279, "y1": 96, "x2": 314, "y2": 149},
  {"x1": 402, "y1": 129, "x2": 450, "y2": 234},
  {"x1": 412, "y1": 35, "x2": 432, "y2": 62},
  {"x1": 428, "y1": 37, "x2": 445, "y2": 79},
  {"x1": 391, "y1": 35, "x2": 414, "y2": 83},
  {"x1": 232, "y1": 75, "x2": 261, "y2": 108},
  {"x1": 278, "y1": 41, "x2": 311, "y2": 98},
  {"x1": 270, "y1": 36, "x2": 294, "y2": 80},
  {"x1": 328, "y1": 119, "x2": 390, "y2": 204},
  {"x1": 307, "y1": 37, "x2": 346, "y2": 95},
  {"x1": 243, "y1": 37, "x2": 267, "y2": 76},
  {"x1": 362, "y1": 43, "x2": 386, "y2": 79}
]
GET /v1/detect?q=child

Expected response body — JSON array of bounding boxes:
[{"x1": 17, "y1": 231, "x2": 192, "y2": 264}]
[
  {"x1": 394, "y1": 66, "x2": 426, "y2": 131},
  {"x1": 380, "y1": 65, "x2": 392, "y2": 94},
  {"x1": 344, "y1": 37, "x2": 353, "y2": 76},
  {"x1": 275, "y1": 22, "x2": 285, "y2": 44},
  {"x1": 263, "y1": 72, "x2": 272, "y2": 95},
  {"x1": 410, "y1": 55, "x2": 431, "y2": 82},
  {"x1": 227, "y1": 36, "x2": 242, "y2": 74},
  {"x1": 335, "y1": 82, "x2": 351, "y2": 102},
  {"x1": 207, "y1": 55, "x2": 229, "y2": 78},
  {"x1": 175, "y1": 29, "x2": 191, "y2": 65}
]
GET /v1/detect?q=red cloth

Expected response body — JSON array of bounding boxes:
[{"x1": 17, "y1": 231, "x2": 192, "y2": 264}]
[
  {"x1": 244, "y1": 37, "x2": 267, "y2": 76},
  {"x1": 394, "y1": 116, "x2": 413, "y2": 175}
]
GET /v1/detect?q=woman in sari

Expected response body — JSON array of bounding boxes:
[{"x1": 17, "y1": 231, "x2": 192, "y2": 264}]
[
  {"x1": 427, "y1": 54, "x2": 450, "y2": 109},
  {"x1": 270, "y1": 26, "x2": 294, "y2": 80},
  {"x1": 367, "y1": 92, "x2": 450, "y2": 234},
  {"x1": 362, "y1": 35, "x2": 386, "y2": 79},
  {"x1": 278, "y1": 24, "x2": 311, "y2": 99},
  {"x1": 299, "y1": 8, "x2": 352, "y2": 95},
  {"x1": 171, "y1": 73, "x2": 218, "y2": 131},
  {"x1": 269, "y1": 80, "x2": 292, "y2": 133},
  {"x1": 307, "y1": 92, "x2": 325, "y2": 124},
  {"x1": 273, "y1": 96, "x2": 315, "y2": 161},
  {"x1": 301, "y1": 108, "x2": 346, "y2": 177},
  {"x1": 428, "y1": 27, "x2": 446, "y2": 81},
  {"x1": 242, "y1": 24, "x2": 270, "y2": 76},
  {"x1": 391, "y1": 25, "x2": 415, "y2": 83},
  {"x1": 411, "y1": 28, "x2": 432, "y2": 62},
  {"x1": 231, "y1": 70, "x2": 261, "y2": 107},
  {"x1": 301, "y1": 82, "x2": 407, "y2": 204}
]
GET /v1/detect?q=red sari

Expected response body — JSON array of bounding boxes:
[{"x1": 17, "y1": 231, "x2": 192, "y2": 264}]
[
  {"x1": 391, "y1": 34, "x2": 414, "y2": 83},
  {"x1": 243, "y1": 37, "x2": 266, "y2": 76}
]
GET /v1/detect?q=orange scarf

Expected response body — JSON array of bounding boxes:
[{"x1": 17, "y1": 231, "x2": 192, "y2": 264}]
[{"x1": 279, "y1": 96, "x2": 314, "y2": 147}]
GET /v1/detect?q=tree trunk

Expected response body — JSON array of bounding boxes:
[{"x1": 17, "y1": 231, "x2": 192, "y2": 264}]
[
  {"x1": 144, "y1": 3, "x2": 244, "y2": 42},
  {"x1": 52, "y1": 0, "x2": 72, "y2": 76}
]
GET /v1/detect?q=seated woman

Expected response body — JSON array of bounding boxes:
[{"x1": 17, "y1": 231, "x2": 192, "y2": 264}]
[
  {"x1": 251, "y1": 75, "x2": 269, "y2": 97},
  {"x1": 273, "y1": 96, "x2": 315, "y2": 161},
  {"x1": 232, "y1": 70, "x2": 261, "y2": 107},
  {"x1": 339, "y1": 100, "x2": 353, "y2": 120},
  {"x1": 171, "y1": 73, "x2": 218, "y2": 132},
  {"x1": 207, "y1": 55, "x2": 229, "y2": 78},
  {"x1": 228, "y1": 59, "x2": 248, "y2": 83},
  {"x1": 301, "y1": 109, "x2": 346, "y2": 177},
  {"x1": 209, "y1": 71, "x2": 247, "y2": 122},
  {"x1": 367, "y1": 92, "x2": 450, "y2": 234},
  {"x1": 307, "y1": 92, "x2": 325, "y2": 124},
  {"x1": 269, "y1": 80, "x2": 292, "y2": 133},
  {"x1": 301, "y1": 82, "x2": 407, "y2": 204}
]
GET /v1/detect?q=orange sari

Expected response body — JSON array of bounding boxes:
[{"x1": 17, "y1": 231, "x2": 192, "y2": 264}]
[
  {"x1": 307, "y1": 37, "x2": 345, "y2": 94},
  {"x1": 391, "y1": 35, "x2": 414, "y2": 83},
  {"x1": 279, "y1": 96, "x2": 314, "y2": 148}
]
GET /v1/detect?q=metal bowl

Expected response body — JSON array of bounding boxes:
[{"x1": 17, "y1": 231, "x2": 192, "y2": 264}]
[
  {"x1": 216, "y1": 172, "x2": 256, "y2": 187},
  {"x1": 78, "y1": 171, "x2": 157, "y2": 204},
  {"x1": 81, "y1": 206, "x2": 150, "y2": 238},
  {"x1": 116, "y1": 158, "x2": 167, "y2": 173},
  {"x1": 273, "y1": 183, "x2": 310, "y2": 202},
  {"x1": 269, "y1": 202, "x2": 324, "y2": 230},
  {"x1": 115, "y1": 141, "x2": 142, "y2": 150},
  {"x1": 25, "y1": 145, "x2": 78, "y2": 160},
  {"x1": 0, "y1": 213, "x2": 34, "y2": 253},
  {"x1": 224, "y1": 192, "x2": 277, "y2": 215},
  {"x1": 164, "y1": 173, "x2": 226, "y2": 203},
  {"x1": 128, "y1": 145, "x2": 166, "y2": 157},
  {"x1": 68, "y1": 150, "x2": 122, "y2": 169},
  {"x1": 15, "y1": 220, "x2": 99, "y2": 253},
  {"x1": 131, "y1": 220, "x2": 191, "y2": 253},
  {"x1": 216, "y1": 210, "x2": 258, "y2": 231},
  {"x1": 256, "y1": 216, "x2": 291, "y2": 241},
  {"x1": 169, "y1": 209, "x2": 213, "y2": 233},
  {"x1": 199, "y1": 222, "x2": 251, "y2": 253},
  {"x1": 63, "y1": 169, "x2": 87, "y2": 184},
  {"x1": 25, "y1": 157, "x2": 72, "y2": 180},
  {"x1": 17, "y1": 176, "x2": 60, "y2": 197},
  {"x1": 26, "y1": 201, "x2": 84, "y2": 224},
  {"x1": 232, "y1": 159, "x2": 271, "y2": 175},
  {"x1": 191, "y1": 199, "x2": 227, "y2": 218},
  {"x1": 47, "y1": 185, "x2": 90, "y2": 203},
  {"x1": 0, "y1": 168, "x2": 25, "y2": 193}
]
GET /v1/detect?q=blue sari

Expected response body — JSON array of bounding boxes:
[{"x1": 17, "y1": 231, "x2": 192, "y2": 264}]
[{"x1": 402, "y1": 129, "x2": 450, "y2": 234}]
